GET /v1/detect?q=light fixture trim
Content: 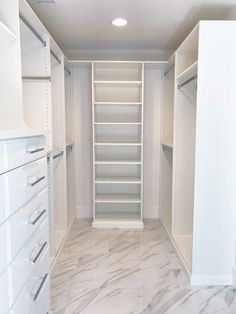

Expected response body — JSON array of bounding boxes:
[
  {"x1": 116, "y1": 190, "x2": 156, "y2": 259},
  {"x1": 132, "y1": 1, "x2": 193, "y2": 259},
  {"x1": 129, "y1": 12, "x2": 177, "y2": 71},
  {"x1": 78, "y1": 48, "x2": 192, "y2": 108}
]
[
  {"x1": 37, "y1": 0, "x2": 55, "y2": 4},
  {"x1": 112, "y1": 18, "x2": 128, "y2": 27}
]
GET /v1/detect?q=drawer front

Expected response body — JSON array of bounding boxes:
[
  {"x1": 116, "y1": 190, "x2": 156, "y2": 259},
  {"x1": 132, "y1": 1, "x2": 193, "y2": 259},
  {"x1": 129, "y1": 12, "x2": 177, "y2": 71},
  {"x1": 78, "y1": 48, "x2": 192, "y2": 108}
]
[
  {"x1": 11, "y1": 247, "x2": 49, "y2": 314},
  {"x1": 0, "y1": 158, "x2": 47, "y2": 224},
  {"x1": 0, "y1": 136, "x2": 46, "y2": 174},
  {"x1": 0, "y1": 269, "x2": 10, "y2": 314},
  {"x1": 31, "y1": 280, "x2": 50, "y2": 314},
  {"x1": 0, "y1": 222, "x2": 8, "y2": 274},
  {"x1": 10, "y1": 218, "x2": 49, "y2": 304},
  {"x1": 9, "y1": 188, "x2": 48, "y2": 261}
]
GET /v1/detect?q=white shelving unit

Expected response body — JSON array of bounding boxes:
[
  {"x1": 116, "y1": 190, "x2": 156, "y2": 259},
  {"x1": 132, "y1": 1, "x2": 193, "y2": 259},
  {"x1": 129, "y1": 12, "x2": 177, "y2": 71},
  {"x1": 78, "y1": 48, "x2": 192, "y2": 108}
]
[
  {"x1": 92, "y1": 61, "x2": 144, "y2": 228},
  {"x1": 160, "y1": 21, "x2": 236, "y2": 286}
]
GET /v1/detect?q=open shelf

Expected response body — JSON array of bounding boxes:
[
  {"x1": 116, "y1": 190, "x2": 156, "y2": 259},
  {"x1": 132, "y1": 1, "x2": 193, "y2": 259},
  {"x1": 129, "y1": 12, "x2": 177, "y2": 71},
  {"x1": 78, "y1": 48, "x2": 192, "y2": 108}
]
[
  {"x1": 95, "y1": 211, "x2": 141, "y2": 221},
  {"x1": 94, "y1": 81, "x2": 142, "y2": 86},
  {"x1": 95, "y1": 122, "x2": 141, "y2": 125},
  {"x1": 95, "y1": 142, "x2": 142, "y2": 146},
  {"x1": 94, "y1": 101, "x2": 142, "y2": 106},
  {"x1": 95, "y1": 176, "x2": 141, "y2": 184},
  {"x1": 0, "y1": 19, "x2": 17, "y2": 43},
  {"x1": 95, "y1": 194, "x2": 141, "y2": 203},
  {"x1": 95, "y1": 160, "x2": 141, "y2": 164},
  {"x1": 176, "y1": 61, "x2": 198, "y2": 87}
]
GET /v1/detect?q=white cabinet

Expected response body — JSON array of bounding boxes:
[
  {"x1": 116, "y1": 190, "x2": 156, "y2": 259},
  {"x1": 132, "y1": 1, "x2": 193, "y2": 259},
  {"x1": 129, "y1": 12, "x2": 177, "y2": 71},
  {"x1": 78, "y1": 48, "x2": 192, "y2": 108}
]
[{"x1": 0, "y1": 135, "x2": 50, "y2": 314}]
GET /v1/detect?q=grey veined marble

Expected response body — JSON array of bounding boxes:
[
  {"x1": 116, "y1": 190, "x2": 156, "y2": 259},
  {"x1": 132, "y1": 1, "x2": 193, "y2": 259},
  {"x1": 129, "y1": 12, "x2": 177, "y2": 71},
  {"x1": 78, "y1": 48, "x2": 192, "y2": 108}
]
[{"x1": 51, "y1": 220, "x2": 236, "y2": 314}]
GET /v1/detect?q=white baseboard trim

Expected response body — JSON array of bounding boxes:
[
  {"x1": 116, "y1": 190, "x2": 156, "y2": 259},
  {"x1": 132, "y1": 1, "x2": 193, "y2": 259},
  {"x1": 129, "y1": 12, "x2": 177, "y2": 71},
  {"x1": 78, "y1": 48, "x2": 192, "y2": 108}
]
[
  {"x1": 190, "y1": 275, "x2": 233, "y2": 286},
  {"x1": 50, "y1": 217, "x2": 76, "y2": 272},
  {"x1": 92, "y1": 220, "x2": 144, "y2": 229},
  {"x1": 232, "y1": 266, "x2": 236, "y2": 285}
]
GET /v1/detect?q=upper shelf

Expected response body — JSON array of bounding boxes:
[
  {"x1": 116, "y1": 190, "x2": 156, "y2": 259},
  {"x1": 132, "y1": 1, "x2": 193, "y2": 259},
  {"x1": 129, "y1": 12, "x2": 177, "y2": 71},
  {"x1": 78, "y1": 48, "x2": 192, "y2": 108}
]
[
  {"x1": 176, "y1": 61, "x2": 198, "y2": 88},
  {"x1": 94, "y1": 101, "x2": 142, "y2": 106},
  {"x1": 94, "y1": 81, "x2": 142, "y2": 86},
  {"x1": 0, "y1": 19, "x2": 18, "y2": 43}
]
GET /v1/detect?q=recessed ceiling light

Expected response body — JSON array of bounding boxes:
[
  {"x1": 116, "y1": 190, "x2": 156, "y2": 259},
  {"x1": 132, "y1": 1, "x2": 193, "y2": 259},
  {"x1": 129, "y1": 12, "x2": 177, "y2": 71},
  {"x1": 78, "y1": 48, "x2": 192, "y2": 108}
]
[{"x1": 112, "y1": 18, "x2": 128, "y2": 27}]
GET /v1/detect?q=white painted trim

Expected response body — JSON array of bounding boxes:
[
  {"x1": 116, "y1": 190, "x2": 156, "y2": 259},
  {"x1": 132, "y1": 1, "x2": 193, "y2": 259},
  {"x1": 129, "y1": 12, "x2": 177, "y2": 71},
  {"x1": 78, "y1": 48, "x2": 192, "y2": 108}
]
[
  {"x1": 232, "y1": 266, "x2": 236, "y2": 285},
  {"x1": 92, "y1": 220, "x2": 144, "y2": 229},
  {"x1": 50, "y1": 217, "x2": 76, "y2": 272},
  {"x1": 143, "y1": 207, "x2": 159, "y2": 219},
  {"x1": 160, "y1": 218, "x2": 191, "y2": 281},
  {"x1": 190, "y1": 276, "x2": 233, "y2": 286}
]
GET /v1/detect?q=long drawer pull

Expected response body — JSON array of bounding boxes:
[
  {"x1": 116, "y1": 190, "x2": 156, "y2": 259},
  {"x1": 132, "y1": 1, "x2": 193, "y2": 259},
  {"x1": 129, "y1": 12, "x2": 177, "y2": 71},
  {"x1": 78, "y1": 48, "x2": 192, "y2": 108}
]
[
  {"x1": 29, "y1": 176, "x2": 45, "y2": 187},
  {"x1": 27, "y1": 148, "x2": 45, "y2": 154},
  {"x1": 32, "y1": 273, "x2": 48, "y2": 301},
  {"x1": 31, "y1": 241, "x2": 47, "y2": 264},
  {"x1": 30, "y1": 209, "x2": 47, "y2": 225}
]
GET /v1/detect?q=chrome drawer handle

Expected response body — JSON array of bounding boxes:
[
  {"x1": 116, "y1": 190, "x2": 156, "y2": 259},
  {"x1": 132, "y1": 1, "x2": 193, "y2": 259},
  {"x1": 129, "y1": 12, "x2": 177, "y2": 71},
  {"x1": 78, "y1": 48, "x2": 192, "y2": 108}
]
[
  {"x1": 32, "y1": 273, "x2": 48, "y2": 301},
  {"x1": 29, "y1": 176, "x2": 45, "y2": 187},
  {"x1": 30, "y1": 209, "x2": 47, "y2": 225},
  {"x1": 26, "y1": 148, "x2": 44, "y2": 154},
  {"x1": 31, "y1": 241, "x2": 47, "y2": 264}
]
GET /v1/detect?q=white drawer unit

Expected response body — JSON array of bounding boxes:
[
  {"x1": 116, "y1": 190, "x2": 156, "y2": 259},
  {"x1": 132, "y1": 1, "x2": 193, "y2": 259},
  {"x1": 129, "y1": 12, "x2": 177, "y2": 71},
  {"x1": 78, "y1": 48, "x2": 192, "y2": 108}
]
[
  {"x1": 0, "y1": 269, "x2": 10, "y2": 314},
  {"x1": 8, "y1": 187, "x2": 48, "y2": 261},
  {"x1": 10, "y1": 247, "x2": 49, "y2": 314},
  {"x1": 0, "y1": 136, "x2": 46, "y2": 175},
  {"x1": 30, "y1": 280, "x2": 50, "y2": 314},
  {"x1": 0, "y1": 158, "x2": 47, "y2": 225},
  {"x1": 9, "y1": 218, "x2": 49, "y2": 304}
]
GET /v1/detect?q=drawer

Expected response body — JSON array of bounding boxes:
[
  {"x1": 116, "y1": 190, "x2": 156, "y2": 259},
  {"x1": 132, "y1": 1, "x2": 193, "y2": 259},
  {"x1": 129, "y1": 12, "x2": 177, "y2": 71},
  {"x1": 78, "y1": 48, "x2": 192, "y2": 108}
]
[
  {"x1": 11, "y1": 247, "x2": 49, "y2": 314},
  {"x1": 0, "y1": 222, "x2": 8, "y2": 274},
  {"x1": 9, "y1": 218, "x2": 49, "y2": 304},
  {"x1": 31, "y1": 280, "x2": 50, "y2": 314},
  {"x1": 9, "y1": 188, "x2": 48, "y2": 261},
  {"x1": 0, "y1": 136, "x2": 46, "y2": 174},
  {"x1": 0, "y1": 158, "x2": 47, "y2": 224},
  {"x1": 0, "y1": 269, "x2": 10, "y2": 314}
]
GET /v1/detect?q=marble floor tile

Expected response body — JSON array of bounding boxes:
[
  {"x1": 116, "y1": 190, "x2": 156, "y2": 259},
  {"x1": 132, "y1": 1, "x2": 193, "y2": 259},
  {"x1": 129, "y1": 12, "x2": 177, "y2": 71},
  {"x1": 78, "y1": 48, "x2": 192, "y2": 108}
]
[{"x1": 51, "y1": 219, "x2": 236, "y2": 314}]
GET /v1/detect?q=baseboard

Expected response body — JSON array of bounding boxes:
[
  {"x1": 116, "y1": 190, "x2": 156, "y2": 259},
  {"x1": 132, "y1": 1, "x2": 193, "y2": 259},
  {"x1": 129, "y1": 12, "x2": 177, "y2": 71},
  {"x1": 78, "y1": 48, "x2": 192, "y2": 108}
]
[
  {"x1": 50, "y1": 217, "x2": 76, "y2": 272},
  {"x1": 143, "y1": 206, "x2": 159, "y2": 219},
  {"x1": 190, "y1": 275, "x2": 233, "y2": 286},
  {"x1": 92, "y1": 220, "x2": 144, "y2": 229},
  {"x1": 232, "y1": 266, "x2": 236, "y2": 285}
]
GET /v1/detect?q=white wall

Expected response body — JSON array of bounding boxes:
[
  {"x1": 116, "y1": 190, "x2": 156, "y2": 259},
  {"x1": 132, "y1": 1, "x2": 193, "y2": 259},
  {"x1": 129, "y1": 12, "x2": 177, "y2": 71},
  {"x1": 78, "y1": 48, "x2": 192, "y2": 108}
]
[
  {"x1": 74, "y1": 66, "x2": 93, "y2": 218},
  {"x1": 74, "y1": 64, "x2": 163, "y2": 219},
  {"x1": 143, "y1": 67, "x2": 163, "y2": 218}
]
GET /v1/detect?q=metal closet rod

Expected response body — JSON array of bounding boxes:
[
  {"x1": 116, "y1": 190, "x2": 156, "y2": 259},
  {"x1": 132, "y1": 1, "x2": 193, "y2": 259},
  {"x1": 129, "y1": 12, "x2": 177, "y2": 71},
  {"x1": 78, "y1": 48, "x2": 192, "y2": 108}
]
[
  {"x1": 164, "y1": 64, "x2": 174, "y2": 77},
  {"x1": 50, "y1": 49, "x2": 61, "y2": 65},
  {"x1": 64, "y1": 67, "x2": 71, "y2": 76},
  {"x1": 22, "y1": 76, "x2": 51, "y2": 81},
  {"x1": 177, "y1": 74, "x2": 197, "y2": 89},
  {"x1": 53, "y1": 151, "x2": 64, "y2": 160},
  {"x1": 19, "y1": 14, "x2": 46, "y2": 47}
]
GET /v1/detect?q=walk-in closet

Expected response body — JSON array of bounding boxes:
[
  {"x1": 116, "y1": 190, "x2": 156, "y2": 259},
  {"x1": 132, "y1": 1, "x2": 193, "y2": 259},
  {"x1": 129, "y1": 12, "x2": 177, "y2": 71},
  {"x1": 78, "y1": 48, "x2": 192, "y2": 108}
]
[{"x1": 1, "y1": 1, "x2": 236, "y2": 313}]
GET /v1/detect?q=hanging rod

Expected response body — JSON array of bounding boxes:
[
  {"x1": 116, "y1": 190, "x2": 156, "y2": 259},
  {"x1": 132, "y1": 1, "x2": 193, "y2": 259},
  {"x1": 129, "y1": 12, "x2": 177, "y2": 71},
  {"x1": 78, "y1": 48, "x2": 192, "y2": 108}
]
[
  {"x1": 50, "y1": 49, "x2": 61, "y2": 64},
  {"x1": 19, "y1": 14, "x2": 46, "y2": 47},
  {"x1": 64, "y1": 67, "x2": 72, "y2": 76},
  {"x1": 177, "y1": 74, "x2": 197, "y2": 89},
  {"x1": 164, "y1": 64, "x2": 174, "y2": 76},
  {"x1": 53, "y1": 151, "x2": 64, "y2": 160},
  {"x1": 22, "y1": 76, "x2": 51, "y2": 81}
]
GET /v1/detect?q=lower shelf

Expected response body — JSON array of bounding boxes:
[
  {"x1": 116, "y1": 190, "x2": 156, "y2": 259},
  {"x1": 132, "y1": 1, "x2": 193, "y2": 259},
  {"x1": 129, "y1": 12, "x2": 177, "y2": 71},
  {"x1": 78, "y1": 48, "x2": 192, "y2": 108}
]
[
  {"x1": 93, "y1": 211, "x2": 143, "y2": 229},
  {"x1": 174, "y1": 234, "x2": 193, "y2": 272}
]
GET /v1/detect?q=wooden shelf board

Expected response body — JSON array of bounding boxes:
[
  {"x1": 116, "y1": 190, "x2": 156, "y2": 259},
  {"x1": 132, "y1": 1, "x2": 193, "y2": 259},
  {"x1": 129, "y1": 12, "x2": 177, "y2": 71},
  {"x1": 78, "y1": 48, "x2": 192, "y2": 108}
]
[
  {"x1": 95, "y1": 160, "x2": 141, "y2": 164},
  {"x1": 161, "y1": 142, "x2": 173, "y2": 151},
  {"x1": 94, "y1": 122, "x2": 142, "y2": 125},
  {"x1": 94, "y1": 80, "x2": 142, "y2": 85},
  {"x1": 176, "y1": 61, "x2": 198, "y2": 85},
  {"x1": 94, "y1": 101, "x2": 142, "y2": 106},
  {"x1": 95, "y1": 176, "x2": 141, "y2": 184},
  {"x1": 95, "y1": 142, "x2": 142, "y2": 146},
  {"x1": 95, "y1": 194, "x2": 141, "y2": 203}
]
